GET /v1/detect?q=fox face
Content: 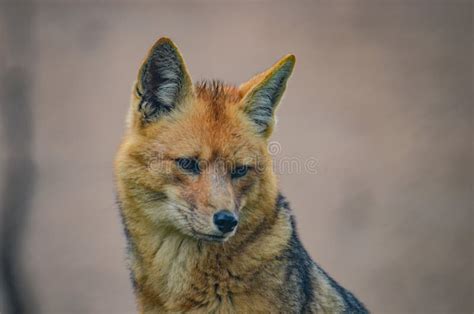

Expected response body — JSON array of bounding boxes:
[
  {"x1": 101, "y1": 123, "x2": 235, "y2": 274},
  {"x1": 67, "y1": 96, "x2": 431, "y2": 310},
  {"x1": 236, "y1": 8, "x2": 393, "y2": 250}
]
[{"x1": 115, "y1": 38, "x2": 295, "y2": 243}]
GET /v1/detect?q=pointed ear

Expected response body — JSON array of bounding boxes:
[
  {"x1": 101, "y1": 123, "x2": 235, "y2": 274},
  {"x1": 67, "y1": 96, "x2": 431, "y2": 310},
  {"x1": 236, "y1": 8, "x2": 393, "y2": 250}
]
[
  {"x1": 135, "y1": 37, "x2": 194, "y2": 122},
  {"x1": 239, "y1": 54, "x2": 295, "y2": 137}
]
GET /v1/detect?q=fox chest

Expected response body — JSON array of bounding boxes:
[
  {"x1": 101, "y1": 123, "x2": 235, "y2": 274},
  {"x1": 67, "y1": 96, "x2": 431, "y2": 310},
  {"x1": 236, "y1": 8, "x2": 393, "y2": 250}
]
[
  {"x1": 140, "y1": 239, "x2": 281, "y2": 312},
  {"x1": 151, "y1": 270, "x2": 279, "y2": 313}
]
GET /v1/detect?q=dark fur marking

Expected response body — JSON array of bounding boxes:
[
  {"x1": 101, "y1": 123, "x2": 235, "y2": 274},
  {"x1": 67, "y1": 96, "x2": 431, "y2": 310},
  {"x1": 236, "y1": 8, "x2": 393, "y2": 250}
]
[
  {"x1": 195, "y1": 80, "x2": 241, "y2": 121},
  {"x1": 277, "y1": 193, "x2": 368, "y2": 313},
  {"x1": 286, "y1": 215, "x2": 315, "y2": 313},
  {"x1": 195, "y1": 80, "x2": 240, "y2": 103},
  {"x1": 314, "y1": 262, "x2": 368, "y2": 313},
  {"x1": 116, "y1": 196, "x2": 139, "y2": 293},
  {"x1": 228, "y1": 291, "x2": 234, "y2": 307}
]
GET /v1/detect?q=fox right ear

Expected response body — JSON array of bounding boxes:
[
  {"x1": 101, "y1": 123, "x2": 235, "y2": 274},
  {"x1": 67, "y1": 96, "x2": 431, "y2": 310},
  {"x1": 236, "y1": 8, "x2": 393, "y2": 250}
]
[
  {"x1": 135, "y1": 37, "x2": 194, "y2": 122},
  {"x1": 239, "y1": 54, "x2": 295, "y2": 137}
]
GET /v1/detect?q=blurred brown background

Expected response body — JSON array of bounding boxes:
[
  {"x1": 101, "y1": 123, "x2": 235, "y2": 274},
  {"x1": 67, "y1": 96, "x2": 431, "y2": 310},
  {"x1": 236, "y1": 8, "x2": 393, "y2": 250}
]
[{"x1": 0, "y1": 0, "x2": 472, "y2": 313}]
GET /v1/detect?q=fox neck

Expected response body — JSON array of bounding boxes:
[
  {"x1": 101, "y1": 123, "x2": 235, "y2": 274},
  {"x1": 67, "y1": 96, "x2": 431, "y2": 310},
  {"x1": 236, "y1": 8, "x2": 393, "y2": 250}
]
[{"x1": 121, "y1": 185, "x2": 291, "y2": 311}]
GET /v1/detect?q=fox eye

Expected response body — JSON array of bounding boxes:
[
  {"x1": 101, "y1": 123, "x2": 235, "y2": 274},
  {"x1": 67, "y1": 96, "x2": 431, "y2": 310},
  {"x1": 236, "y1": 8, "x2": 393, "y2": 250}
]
[
  {"x1": 231, "y1": 165, "x2": 249, "y2": 179},
  {"x1": 176, "y1": 158, "x2": 200, "y2": 175}
]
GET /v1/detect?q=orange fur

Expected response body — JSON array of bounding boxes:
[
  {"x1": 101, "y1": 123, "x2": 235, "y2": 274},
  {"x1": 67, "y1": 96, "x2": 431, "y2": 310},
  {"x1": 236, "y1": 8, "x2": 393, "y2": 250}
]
[{"x1": 115, "y1": 37, "x2": 367, "y2": 313}]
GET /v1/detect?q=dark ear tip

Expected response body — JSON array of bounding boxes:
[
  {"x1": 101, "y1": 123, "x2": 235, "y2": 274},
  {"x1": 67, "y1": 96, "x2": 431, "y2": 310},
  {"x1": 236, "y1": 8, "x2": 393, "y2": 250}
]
[
  {"x1": 286, "y1": 54, "x2": 296, "y2": 63},
  {"x1": 152, "y1": 37, "x2": 178, "y2": 51},
  {"x1": 281, "y1": 54, "x2": 296, "y2": 70}
]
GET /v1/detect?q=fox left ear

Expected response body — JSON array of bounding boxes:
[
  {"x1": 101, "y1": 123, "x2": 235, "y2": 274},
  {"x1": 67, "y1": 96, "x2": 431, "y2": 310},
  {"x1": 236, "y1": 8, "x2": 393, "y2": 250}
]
[
  {"x1": 239, "y1": 54, "x2": 295, "y2": 137},
  {"x1": 135, "y1": 37, "x2": 194, "y2": 123}
]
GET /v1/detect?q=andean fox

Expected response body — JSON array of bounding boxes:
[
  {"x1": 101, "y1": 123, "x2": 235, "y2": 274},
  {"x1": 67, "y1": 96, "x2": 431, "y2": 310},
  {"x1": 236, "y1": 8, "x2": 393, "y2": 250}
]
[{"x1": 115, "y1": 37, "x2": 368, "y2": 313}]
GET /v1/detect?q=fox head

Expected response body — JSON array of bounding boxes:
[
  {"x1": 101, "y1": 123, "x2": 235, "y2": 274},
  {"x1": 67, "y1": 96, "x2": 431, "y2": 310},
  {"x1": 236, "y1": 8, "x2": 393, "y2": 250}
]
[{"x1": 115, "y1": 37, "x2": 295, "y2": 243}]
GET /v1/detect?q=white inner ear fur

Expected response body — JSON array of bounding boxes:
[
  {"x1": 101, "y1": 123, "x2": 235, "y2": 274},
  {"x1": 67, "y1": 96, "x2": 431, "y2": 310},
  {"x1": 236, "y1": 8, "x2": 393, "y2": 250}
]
[
  {"x1": 153, "y1": 53, "x2": 182, "y2": 107},
  {"x1": 246, "y1": 62, "x2": 293, "y2": 134}
]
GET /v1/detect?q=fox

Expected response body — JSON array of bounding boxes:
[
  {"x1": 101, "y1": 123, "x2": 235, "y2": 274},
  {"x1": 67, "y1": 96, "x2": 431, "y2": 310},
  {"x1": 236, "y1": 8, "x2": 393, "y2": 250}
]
[{"x1": 114, "y1": 37, "x2": 368, "y2": 313}]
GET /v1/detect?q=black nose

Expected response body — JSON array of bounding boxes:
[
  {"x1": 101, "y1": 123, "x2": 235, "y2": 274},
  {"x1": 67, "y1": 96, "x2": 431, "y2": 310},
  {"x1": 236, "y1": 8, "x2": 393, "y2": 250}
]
[{"x1": 213, "y1": 210, "x2": 238, "y2": 234}]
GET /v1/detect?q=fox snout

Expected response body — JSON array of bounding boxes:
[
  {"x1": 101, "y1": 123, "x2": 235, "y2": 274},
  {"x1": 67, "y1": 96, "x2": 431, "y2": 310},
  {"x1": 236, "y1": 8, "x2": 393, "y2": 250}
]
[
  {"x1": 172, "y1": 162, "x2": 244, "y2": 241},
  {"x1": 213, "y1": 210, "x2": 238, "y2": 234}
]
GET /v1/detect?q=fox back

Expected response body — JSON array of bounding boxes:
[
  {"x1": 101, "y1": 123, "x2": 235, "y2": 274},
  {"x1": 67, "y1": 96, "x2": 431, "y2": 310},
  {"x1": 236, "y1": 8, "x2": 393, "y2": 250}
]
[{"x1": 115, "y1": 37, "x2": 367, "y2": 313}]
